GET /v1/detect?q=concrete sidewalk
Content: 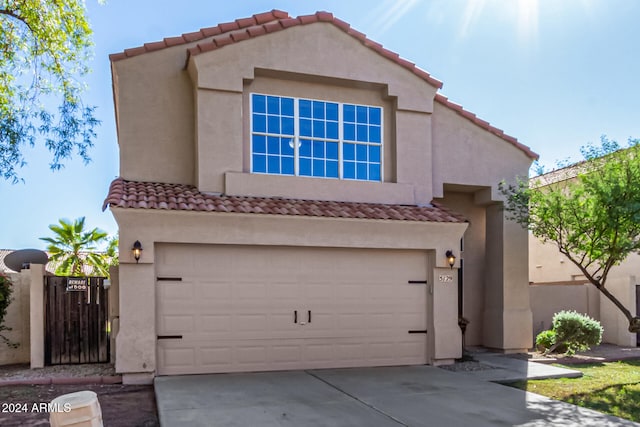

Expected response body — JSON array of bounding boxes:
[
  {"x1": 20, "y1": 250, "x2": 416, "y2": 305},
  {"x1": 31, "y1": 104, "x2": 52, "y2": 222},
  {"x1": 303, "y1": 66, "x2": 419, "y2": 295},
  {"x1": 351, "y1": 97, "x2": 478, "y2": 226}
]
[{"x1": 155, "y1": 354, "x2": 636, "y2": 427}]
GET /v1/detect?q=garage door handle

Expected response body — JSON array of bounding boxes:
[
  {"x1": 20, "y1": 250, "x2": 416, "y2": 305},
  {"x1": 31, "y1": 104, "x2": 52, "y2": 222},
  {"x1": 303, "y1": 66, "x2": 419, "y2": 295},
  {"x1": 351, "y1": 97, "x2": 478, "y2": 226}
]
[
  {"x1": 408, "y1": 330, "x2": 428, "y2": 334},
  {"x1": 158, "y1": 335, "x2": 183, "y2": 340},
  {"x1": 308, "y1": 310, "x2": 311, "y2": 323},
  {"x1": 294, "y1": 310, "x2": 297, "y2": 324}
]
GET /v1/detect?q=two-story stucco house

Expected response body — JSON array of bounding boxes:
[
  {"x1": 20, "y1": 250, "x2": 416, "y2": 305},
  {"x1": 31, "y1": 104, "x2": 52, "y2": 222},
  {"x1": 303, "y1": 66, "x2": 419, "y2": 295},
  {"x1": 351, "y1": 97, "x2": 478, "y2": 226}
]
[{"x1": 103, "y1": 10, "x2": 538, "y2": 383}]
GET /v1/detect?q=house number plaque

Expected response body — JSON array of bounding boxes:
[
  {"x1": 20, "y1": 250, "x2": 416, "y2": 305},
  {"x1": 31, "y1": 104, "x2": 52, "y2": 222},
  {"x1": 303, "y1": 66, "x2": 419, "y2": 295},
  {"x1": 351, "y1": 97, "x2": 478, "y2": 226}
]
[{"x1": 438, "y1": 274, "x2": 453, "y2": 283}]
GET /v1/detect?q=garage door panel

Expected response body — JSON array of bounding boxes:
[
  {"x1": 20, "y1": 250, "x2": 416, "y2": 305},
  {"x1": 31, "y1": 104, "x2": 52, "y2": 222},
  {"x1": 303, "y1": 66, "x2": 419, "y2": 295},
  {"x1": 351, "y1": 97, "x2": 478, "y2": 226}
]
[
  {"x1": 156, "y1": 245, "x2": 429, "y2": 375},
  {"x1": 200, "y1": 315, "x2": 232, "y2": 332},
  {"x1": 198, "y1": 282, "x2": 232, "y2": 300},
  {"x1": 160, "y1": 315, "x2": 194, "y2": 334}
]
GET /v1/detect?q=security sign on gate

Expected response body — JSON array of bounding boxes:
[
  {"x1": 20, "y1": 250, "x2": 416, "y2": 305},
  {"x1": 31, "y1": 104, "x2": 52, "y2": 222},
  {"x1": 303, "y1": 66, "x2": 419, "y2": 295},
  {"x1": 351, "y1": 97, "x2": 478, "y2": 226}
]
[{"x1": 66, "y1": 277, "x2": 88, "y2": 291}]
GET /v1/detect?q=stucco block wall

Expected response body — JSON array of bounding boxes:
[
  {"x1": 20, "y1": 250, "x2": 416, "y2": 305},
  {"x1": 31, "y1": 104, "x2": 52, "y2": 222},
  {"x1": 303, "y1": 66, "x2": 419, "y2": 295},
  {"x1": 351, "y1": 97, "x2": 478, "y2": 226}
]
[
  {"x1": 530, "y1": 284, "x2": 600, "y2": 336},
  {"x1": 530, "y1": 236, "x2": 639, "y2": 346},
  {"x1": 600, "y1": 276, "x2": 636, "y2": 347},
  {"x1": 0, "y1": 271, "x2": 31, "y2": 365},
  {"x1": 530, "y1": 280, "x2": 636, "y2": 347}
]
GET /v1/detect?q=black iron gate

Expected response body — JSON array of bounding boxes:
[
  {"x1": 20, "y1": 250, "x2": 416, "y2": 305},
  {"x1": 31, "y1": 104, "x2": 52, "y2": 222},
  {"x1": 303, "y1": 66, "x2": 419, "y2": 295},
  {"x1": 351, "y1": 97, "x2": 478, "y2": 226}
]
[{"x1": 45, "y1": 276, "x2": 110, "y2": 365}]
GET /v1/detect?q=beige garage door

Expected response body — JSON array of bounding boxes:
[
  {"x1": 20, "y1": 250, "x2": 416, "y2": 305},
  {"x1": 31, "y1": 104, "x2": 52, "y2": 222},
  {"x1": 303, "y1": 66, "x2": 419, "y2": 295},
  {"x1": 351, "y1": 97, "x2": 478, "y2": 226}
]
[{"x1": 156, "y1": 244, "x2": 429, "y2": 375}]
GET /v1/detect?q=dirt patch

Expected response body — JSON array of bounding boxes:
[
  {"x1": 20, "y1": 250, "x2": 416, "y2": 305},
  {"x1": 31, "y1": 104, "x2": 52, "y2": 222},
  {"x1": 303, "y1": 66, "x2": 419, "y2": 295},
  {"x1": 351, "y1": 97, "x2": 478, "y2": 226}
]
[{"x1": 0, "y1": 383, "x2": 158, "y2": 427}]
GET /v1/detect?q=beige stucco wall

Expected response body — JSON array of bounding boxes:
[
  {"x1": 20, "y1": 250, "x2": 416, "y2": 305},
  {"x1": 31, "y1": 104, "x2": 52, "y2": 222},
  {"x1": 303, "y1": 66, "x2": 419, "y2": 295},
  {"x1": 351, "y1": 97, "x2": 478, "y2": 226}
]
[
  {"x1": 430, "y1": 100, "x2": 534, "y2": 352},
  {"x1": 434, "y1": 191, "x2": 486, "y2": 346},
  {"x1": 431, "y1": 102, "x2": 532, "y2": 198},
  {"x1": 187, "y1": 23, "x2": 437, "y2": 202},
  {"x1": 0, "y1": 271, "x2": 31, "y2": 365},
  {"x1": 431, "y1": 267, "x2": 462, "y2": 363},
  {"x1": 530, "y1": 236, "x2": 638, "y2": 346},
  {"x1": 108, "y1": 266, "x2": 119, "y2": 364},
  {"x1": 600, "y1": 276, "x2": 637, "y2": 346},
  {"x1": 111, "y1": 40, "x2": 196, "y2": 185}
]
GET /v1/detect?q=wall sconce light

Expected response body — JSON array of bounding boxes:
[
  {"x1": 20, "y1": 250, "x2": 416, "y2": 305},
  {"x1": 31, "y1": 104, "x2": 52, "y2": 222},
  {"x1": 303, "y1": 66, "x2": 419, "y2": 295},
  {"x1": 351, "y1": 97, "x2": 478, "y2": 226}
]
[
  {"x1": 445, "y1": 250, "x2": 456, "y2": 269},
  {"x1": 132, "y1": 240, "x2": 143, "y2": 263}
]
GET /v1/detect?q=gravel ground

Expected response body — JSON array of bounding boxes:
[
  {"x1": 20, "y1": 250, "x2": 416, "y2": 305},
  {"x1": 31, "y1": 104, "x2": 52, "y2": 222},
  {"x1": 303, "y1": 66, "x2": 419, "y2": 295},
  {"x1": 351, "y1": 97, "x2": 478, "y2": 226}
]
[{"x1": 0, "y1": 363, "x2": 116, "y2": 380}]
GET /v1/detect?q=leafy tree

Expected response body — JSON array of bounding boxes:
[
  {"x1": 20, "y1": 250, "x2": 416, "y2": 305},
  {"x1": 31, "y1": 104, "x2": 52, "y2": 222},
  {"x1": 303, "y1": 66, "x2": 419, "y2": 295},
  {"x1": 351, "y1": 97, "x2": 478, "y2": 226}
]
[
  {"x1": 106, "y1": 234, "x2": 119, "y2": 268},
  {"x1": 40, "y1": 217, "x2": 114, "y2": 277},
  {"x1": 0, "y1": 274, "x2": 18, "y2": 348},
  {"x1": 501, "y1": 137, "x2": 640, "y2": 332},
  {"x1": 0, "y1": 0, "x2": 100, "y2": 182}
]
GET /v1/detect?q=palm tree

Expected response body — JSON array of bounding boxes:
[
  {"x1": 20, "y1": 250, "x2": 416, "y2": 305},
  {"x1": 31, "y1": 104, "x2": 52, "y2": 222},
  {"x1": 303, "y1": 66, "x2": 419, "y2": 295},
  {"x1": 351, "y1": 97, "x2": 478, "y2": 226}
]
[{"x1": 40, "y1": 217, "x2": 112, "y2": 277}]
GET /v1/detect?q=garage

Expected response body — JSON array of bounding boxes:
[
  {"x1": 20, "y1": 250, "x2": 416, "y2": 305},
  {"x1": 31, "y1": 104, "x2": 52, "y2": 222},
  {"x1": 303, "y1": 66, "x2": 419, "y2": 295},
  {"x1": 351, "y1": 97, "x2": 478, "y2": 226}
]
[{"x1": 155, "y1": 244, "x2": 430, "y2": 375}]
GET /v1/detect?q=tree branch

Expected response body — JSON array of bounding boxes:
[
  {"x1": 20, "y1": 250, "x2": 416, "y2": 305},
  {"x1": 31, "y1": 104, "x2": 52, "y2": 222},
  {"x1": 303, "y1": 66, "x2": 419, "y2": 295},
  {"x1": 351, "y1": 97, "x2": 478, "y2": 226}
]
[{"x1": 0, "y1": 8, "x2": 34, "y2": 33}]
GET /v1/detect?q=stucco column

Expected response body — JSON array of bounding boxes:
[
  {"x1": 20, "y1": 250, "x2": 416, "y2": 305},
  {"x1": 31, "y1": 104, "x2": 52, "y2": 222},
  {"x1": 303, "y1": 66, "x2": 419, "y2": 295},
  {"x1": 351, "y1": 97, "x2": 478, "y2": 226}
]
[
  {"x1": 395, "y1": 110, "x2": 433, "y2": 205},
  {"x1": 431, "y1": 267, "x2": 462, "y2": 364},
  {"x1": 28, "y1": 264, "x2": 44, "y2": 369},
  {"x1": 195, "y1": 89, "x2": 243, "y2": 193},
  {"x1": 483, "y1": 204, "x2": 533, "y2": 351},
  {"x1": 115, "y1": 263, "x2": 155, "y2": 384}
]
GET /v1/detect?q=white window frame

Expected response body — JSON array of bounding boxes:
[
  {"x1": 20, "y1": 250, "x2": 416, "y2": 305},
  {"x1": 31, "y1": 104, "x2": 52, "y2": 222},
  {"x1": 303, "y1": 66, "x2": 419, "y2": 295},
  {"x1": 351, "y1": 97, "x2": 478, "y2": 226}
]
[{"x1": 250, "y1": 93, "x2": 384, "y2": 182}]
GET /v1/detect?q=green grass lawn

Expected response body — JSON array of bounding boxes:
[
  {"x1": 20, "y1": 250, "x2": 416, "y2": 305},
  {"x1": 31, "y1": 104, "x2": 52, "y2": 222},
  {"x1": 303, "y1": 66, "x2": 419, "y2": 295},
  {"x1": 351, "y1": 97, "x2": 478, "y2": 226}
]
[{"x1": 507, "y1": 360, "x2": 640, "y2": 422}]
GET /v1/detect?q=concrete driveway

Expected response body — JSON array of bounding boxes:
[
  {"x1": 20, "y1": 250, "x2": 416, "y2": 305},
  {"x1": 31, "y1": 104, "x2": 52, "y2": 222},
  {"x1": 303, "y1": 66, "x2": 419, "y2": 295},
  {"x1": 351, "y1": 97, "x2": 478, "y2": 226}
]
[{"x1": 155, "y1": 364, "x2": 638, "y2": 427}]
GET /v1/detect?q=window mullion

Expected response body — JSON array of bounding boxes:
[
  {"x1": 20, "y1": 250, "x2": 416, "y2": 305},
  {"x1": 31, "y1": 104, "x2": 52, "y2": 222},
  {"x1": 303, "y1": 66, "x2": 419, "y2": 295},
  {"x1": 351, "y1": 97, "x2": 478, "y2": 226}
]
[
  {"x1": 338, "y1": 102, "x2": 343, "y2": 180},
  {"x1": 379, "y1": 109, "x2": 384, "y2": 182},
  {"x1": 294, "y1": 98, "x2": 300, "y2": 176}
]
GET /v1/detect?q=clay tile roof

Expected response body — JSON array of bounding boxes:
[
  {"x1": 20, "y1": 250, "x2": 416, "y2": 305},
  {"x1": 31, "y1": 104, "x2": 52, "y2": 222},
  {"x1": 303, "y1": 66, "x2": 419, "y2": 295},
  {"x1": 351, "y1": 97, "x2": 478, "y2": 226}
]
[
  {"x1": 434, "y1": 94, "x2": 539, "y2": 160},
  {"x1": 103, "y1": 178, "x2": 466, "y2": 224},
  {"x1": 109, "y1": 9, "x2": 443, "y2": 89}
]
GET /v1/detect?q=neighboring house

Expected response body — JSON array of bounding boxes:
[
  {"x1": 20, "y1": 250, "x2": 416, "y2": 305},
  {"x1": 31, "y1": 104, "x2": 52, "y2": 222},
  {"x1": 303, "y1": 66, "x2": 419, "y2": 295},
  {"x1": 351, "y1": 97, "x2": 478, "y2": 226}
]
[
  {"x1": 0, "y1": 250, "x2": 106, "y2": 276},
  {"x1": 529, "y1": 165, "x2": 640, "y2": 347},
  {"x1": 103, "y1": 10, "x2": 538, "y2": 383},
  {"x1": 0, "y1": 249, "x2": 16, "y2": 273}
]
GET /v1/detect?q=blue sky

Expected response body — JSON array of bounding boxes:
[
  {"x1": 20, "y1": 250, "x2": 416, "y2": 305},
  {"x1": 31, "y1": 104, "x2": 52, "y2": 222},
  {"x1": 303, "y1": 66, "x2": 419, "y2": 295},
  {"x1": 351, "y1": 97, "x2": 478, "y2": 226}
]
[{"x1": 2, "y1": 0, "x2": 639, "y2": 249}]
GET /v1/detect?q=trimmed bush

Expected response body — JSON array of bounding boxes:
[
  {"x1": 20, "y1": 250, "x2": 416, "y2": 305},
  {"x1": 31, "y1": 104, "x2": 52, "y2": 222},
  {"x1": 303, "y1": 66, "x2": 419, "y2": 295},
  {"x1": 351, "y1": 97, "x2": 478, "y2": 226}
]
[{"x1": 551, "y1": 310, "x2": 603, "y2": 356}]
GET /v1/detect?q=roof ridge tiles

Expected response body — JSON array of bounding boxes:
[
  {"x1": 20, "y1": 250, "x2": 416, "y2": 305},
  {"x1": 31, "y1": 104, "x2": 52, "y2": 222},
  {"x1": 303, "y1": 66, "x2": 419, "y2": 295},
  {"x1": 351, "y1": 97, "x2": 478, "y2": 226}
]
[
  {"x1": 110, "y1": 9, "x2": 444, "y2": 89},
  {"x1": 108, "y1": 9, "x2": 287, "y2": 62}
]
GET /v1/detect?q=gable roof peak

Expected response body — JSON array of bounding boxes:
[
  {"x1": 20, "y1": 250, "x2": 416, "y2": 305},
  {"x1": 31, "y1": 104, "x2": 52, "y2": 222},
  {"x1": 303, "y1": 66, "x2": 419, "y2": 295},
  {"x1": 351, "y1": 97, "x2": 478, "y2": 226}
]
[{"x1": 109, "y1": 10, "x2": 444, "y2": 90}]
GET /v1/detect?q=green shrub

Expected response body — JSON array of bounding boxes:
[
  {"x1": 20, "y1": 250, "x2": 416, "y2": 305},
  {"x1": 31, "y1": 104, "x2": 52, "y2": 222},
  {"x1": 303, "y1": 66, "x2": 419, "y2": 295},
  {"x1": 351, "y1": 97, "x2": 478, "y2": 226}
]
[
  {"x1": 0, "y1": 274, "x2": 18, "y2": 348},
  {"x1": 551, "y1": 310, "x2": 603, "y2": 356},
  {"x1": 535, "y1": 329, "x2": 556, "y2": 352},
  {"x1": 535, "y1": 329, "x2": 568, "y2": 354}
]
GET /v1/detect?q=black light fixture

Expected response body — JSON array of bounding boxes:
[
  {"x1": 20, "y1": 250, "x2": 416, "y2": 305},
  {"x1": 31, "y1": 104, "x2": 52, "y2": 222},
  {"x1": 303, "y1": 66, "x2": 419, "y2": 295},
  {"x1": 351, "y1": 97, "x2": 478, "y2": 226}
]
[
  {"x1": 132, "y1": 240, "x2": 143, "y2": 263},
  {"x1": 445, "y1": 250, "x2": 456, "y2": 269}
]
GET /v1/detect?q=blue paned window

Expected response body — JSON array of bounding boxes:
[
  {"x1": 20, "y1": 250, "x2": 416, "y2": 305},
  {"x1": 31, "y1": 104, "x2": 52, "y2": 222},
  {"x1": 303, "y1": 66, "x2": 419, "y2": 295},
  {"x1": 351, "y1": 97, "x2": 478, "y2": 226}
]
[{"x1": 251, "y1": 93, "x2": 382, "y2": 181}]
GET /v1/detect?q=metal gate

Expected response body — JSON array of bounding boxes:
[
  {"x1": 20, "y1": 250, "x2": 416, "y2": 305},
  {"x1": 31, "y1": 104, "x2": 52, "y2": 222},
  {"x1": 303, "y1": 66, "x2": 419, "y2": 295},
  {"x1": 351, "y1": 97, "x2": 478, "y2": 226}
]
[{"x1": 44, "y1": 276, "x2": 110, "y2": 365}]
